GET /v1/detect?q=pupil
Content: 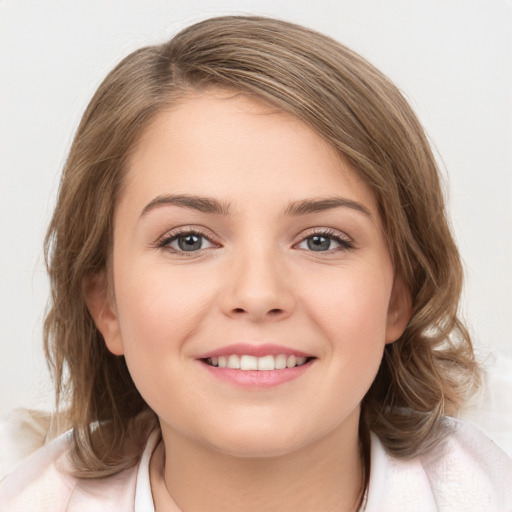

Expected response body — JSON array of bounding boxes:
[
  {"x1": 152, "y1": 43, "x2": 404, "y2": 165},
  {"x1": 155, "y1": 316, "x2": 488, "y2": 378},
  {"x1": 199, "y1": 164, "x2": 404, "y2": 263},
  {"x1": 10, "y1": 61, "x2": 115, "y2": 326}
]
[
  {"x1": 178, "y1": 234, "x2": 202, "y2": 251},
  {"x1": 308, "y1": 235, "x2": 330, "y2": 251}
]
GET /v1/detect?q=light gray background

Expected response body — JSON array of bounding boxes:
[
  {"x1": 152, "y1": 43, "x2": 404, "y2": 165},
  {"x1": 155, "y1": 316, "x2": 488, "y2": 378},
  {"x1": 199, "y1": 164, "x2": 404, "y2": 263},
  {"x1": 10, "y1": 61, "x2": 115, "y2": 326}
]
[{"x1": 1, "y1": 0, "x2": 511, "y2": 454}]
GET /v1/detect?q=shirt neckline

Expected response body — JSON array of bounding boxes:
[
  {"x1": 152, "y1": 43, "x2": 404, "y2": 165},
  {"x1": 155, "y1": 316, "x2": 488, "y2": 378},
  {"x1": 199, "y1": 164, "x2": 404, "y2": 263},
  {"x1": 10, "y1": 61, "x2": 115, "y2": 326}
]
[{"x1": 134, "y1": 430, "x2": 161, "y2": 512}]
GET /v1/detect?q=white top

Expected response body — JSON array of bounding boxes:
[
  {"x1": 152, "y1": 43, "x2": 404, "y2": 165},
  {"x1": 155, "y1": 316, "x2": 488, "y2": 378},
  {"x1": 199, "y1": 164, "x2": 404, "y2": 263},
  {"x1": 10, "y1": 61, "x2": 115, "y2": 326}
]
[
  {"x1": 134, "y1": 430, "x2": 158, "y2": 512},
  {"x1": 1, "y1": 417, "x2": 511, "y2": 511}
]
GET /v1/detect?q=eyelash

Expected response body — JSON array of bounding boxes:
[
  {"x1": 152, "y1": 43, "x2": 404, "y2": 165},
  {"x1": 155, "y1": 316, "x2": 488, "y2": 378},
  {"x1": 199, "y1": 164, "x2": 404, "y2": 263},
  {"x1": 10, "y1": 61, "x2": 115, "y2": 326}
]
[
  {"x1": 155, "y1": 227, "x2": 354, "y2": 255},
  {"x1": 156, "y1": 227, "x2": 219, "y2": 255},
  {"x1": 295, "y1": 228, "x2": 354, "y2": 253}
]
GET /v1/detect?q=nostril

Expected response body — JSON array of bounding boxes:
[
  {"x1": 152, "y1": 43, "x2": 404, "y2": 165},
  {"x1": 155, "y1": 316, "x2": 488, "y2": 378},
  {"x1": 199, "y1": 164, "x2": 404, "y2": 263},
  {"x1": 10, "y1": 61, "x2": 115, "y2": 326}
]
[
  {"x1": 233, "y1": 308, "x2": 245, "y2": 314},
  {"x1": 268, "y1": 308, "x2": 283, "y2": 316}
]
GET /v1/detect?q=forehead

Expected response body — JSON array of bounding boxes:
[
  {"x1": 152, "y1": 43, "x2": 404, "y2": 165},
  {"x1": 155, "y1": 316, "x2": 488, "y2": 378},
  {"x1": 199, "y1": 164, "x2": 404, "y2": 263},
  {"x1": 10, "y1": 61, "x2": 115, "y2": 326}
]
[{"x1": 121, "y1": 89, "x2": 379, "y2": 217}]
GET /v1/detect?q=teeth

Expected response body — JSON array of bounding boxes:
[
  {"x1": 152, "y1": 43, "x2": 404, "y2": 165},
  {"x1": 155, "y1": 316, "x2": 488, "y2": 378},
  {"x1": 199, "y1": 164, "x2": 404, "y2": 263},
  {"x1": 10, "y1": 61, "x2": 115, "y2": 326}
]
[
  {"x1": 207, "y1": 354, "x2": 309, "y2": 370},
  {"x1": 228, "y1": 355, "x2": 240, "y2": 369},
  {"x1": 257, "y1": 355, "x2": 275, "y2": 371},
  {"x1": 286, "y1": 355, "x2": 297, "y2": 368},
  {"x1": 275, "y1": 354, "x2": 287, "y2": 369},
  {"x1": 240, "y1": 355, "x2": 258, "y2": 370}
]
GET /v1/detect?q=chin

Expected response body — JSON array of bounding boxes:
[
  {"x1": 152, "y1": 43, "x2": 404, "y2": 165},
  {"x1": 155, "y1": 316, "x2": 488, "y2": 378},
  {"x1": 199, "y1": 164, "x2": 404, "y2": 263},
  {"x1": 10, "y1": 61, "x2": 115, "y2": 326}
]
[{"x1": 196, "y1": 418, "x2": 319, "y2": 459}]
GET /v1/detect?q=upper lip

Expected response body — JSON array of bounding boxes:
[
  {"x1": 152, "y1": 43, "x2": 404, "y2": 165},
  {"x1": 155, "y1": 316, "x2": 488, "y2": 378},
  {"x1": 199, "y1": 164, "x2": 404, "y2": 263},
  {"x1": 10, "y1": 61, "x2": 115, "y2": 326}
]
[{"x1": 196, "y1": 343, "x2": 314, "y2": 359}]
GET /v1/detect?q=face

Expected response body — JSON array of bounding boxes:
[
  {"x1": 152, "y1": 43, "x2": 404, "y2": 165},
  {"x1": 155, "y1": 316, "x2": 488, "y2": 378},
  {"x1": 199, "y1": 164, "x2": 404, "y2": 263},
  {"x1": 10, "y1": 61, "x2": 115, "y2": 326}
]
[{"x1": 88, "y1": 89, "x2": 410, "y2": 458}]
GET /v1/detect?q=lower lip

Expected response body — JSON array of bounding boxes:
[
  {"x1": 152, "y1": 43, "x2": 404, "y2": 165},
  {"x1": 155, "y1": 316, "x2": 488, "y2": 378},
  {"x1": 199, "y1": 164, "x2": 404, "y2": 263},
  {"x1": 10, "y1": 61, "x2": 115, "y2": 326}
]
[{"x1": 200, "y1": 360, "x2": 313, "y2": 388}]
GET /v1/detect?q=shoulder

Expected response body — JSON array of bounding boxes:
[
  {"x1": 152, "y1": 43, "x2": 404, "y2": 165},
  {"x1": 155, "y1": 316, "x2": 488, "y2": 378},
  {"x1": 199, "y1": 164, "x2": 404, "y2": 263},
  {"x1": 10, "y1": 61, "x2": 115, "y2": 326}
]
[
  {"x1": 0, "y1": 432, "x2": 139, "y2": 512},
  {"x1": 0, "y1": 432, "x2": 76, "y2": 511},
  {"x1": 0, "y1": 408, "x2": 56, "y2": 480},
  {"x1": 365, "y1": 417, "x2": 512, "y2": 512},
  {"x1": 420, "y1": 417, "x2": 512, "y2": 511}
]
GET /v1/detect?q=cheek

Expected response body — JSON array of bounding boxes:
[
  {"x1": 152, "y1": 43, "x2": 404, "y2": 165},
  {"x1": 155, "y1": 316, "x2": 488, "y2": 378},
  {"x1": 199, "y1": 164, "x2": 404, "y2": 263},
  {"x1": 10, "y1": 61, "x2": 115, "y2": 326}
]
[
  {"x1": 110, "y1": 267, "x2": 215, "y2": 415},
  {"x1": 112, "y1": 262, "x2": 217, "y2": 363},
  {"x1": 311, "y1": 263, "x2": 391, "y2": 328},
  {"x1": 303, "y1": 263, "x2": 392, "y2": 370}
]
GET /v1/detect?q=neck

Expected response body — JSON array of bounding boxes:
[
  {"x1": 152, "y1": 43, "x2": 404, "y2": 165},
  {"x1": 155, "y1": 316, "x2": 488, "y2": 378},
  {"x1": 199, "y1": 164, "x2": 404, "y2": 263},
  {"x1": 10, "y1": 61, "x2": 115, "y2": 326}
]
[{"x1": 150, "y1": 418, "x2": 364, "y2": 512}]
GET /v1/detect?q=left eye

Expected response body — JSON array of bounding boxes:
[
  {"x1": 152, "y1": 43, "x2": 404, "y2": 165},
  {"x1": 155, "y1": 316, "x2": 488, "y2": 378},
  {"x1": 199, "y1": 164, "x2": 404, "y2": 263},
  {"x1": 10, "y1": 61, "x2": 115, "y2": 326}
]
[
  {"x1": 297, "y1": 234, "x2": 350, "y2": 252},
  {"x1": 164, "y1": 233, "x2": 215, "y2": 252}
]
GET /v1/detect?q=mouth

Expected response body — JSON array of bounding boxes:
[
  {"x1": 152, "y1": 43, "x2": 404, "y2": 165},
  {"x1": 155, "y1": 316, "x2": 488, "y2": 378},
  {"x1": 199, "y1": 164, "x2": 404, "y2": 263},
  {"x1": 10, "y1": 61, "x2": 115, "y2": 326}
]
[
  {"x1": 196, "y1": 344, "x2": 316, "y2": 387},
  {"x1": 202, "y1": 354, "x2": 313, "y2": 370}
]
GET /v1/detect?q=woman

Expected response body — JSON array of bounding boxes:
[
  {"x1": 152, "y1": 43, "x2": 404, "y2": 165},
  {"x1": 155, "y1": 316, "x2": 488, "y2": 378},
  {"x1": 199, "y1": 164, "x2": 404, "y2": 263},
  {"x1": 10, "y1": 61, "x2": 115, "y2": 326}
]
[{"x1": 1, "y1": 16, "x2": 510, "y2": 511}]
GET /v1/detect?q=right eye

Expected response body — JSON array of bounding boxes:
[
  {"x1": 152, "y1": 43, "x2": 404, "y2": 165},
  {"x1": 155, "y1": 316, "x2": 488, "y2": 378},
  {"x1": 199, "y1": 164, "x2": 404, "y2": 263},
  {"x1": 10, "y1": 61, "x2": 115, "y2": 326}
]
[{"x1": 159, "y1": 230, "x2": 216, "y2": 253}]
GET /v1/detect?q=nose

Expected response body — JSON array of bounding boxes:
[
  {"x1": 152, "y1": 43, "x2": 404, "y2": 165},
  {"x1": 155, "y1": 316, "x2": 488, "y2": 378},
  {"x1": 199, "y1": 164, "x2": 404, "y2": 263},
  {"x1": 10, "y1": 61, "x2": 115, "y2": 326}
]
[{"x1": 220, "y1": 247, "x2": 295, "y2": 322}]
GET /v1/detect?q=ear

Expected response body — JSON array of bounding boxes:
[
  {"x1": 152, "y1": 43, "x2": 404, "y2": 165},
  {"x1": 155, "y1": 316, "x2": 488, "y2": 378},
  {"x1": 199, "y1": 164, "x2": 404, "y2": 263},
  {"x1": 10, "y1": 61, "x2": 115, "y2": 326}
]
[
  {"x1": 385, "y1": 275, "x2": 412, "y2": 344},
  {"x1": 83, "y1": 272, "x2": 125, "y2": 355}
]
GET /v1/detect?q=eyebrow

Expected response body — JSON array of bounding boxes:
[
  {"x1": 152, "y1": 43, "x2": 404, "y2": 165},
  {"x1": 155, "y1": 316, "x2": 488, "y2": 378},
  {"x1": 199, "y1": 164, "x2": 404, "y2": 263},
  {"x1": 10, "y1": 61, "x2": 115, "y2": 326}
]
[
  {"x1": 140, "y1": 194, "x2": 371, "y2": 219},
  {"x1": 141, "y1": 194, "x2": 231, "y2": 217},
  {"x1": 284, "y1": 197, "x2": 372, "y2": 217}
]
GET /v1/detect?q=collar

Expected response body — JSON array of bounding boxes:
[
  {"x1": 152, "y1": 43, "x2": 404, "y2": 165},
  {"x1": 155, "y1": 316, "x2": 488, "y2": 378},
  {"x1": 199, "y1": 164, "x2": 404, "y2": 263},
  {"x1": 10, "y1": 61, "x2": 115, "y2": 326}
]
[
  {"x1": 134, "y1": 430, "x2": 161, "y2": 512},
  {"x1": 364, "y1": 433, "x2": 437, "y2": 511}
]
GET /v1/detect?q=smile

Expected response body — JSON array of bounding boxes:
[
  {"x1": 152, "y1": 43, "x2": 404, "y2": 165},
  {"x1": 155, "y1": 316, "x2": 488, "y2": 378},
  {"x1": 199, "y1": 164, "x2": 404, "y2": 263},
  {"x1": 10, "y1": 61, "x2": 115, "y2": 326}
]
[
  {"x1": 197, "y1": 344, "x2": 315, "y2": 387},
  {"x1": 205, "y1": 354, "x2": 309, "y2": 370}
]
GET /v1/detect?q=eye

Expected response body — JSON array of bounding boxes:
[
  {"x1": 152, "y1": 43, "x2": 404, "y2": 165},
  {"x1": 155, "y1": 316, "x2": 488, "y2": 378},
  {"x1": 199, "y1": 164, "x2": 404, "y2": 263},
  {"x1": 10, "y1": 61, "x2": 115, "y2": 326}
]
[
  {"x1": 296, "y1": 230, "x2": 353, "y2": 252},
  {"x1": 159, "y1": 230, "x2": 216, "y2": 253}
]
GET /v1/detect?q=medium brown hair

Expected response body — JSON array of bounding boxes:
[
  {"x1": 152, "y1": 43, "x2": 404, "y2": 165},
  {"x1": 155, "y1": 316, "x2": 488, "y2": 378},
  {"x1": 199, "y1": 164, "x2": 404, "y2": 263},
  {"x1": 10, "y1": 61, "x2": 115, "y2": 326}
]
[{"x1": 44, "y1": 16, "x2": 479, "y2": 481}]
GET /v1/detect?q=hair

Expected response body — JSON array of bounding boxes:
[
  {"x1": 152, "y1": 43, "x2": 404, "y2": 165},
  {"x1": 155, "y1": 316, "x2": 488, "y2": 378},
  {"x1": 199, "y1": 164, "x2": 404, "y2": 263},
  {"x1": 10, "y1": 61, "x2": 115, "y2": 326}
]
[{"x1": 44, "y1": 15, "x2": 479, "y2": 490}]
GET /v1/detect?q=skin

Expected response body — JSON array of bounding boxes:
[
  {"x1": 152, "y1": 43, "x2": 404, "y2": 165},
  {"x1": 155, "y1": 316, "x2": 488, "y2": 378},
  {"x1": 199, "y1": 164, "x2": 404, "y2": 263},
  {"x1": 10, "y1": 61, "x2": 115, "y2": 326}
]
[{"x1": 86, "y1": 89, "x2": 411, "y2": 512}]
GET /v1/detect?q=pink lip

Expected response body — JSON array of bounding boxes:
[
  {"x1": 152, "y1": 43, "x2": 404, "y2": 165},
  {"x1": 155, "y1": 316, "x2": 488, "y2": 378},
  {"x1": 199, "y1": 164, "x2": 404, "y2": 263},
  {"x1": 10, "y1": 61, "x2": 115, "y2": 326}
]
[
  {"x1": 200, "y1": 360, "x2": 314, "y2": 388},
  {"x1": 196, "y1": 343, "x2": 313, "y2": 359},
  {"x1": 195, "y1": 344, "x2": 316, "y2": 389}
]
